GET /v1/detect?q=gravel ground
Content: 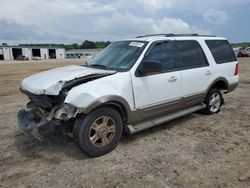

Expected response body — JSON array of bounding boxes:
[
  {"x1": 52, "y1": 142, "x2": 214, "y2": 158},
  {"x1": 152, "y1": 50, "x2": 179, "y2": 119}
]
[{"x1": 0, "y1": 58, "x2": 249, "y2": 188}]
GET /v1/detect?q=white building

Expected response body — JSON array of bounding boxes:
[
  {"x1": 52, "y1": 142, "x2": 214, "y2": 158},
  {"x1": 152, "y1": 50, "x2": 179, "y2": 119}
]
[
  {"x1": 66, "y1": 49, "x2": 103, "y2": 61},
  {"x1": 0, "y1": 45, "x2": 65, "y2": 61}
]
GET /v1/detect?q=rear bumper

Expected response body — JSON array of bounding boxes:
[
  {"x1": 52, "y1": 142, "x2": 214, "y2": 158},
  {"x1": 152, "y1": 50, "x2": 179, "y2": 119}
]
[
  {"x1": 227, "y1": 82, "x2": 239, "y2": 93},
  {"x1": 17, "y1": 109, "x2": 60, "y2": 141}
]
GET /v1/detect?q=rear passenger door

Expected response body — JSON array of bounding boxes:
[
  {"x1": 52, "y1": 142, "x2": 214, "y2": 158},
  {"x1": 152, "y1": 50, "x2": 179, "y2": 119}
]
[{"x1": 175, "y1": 40, "x2": 212, "y2": 105}]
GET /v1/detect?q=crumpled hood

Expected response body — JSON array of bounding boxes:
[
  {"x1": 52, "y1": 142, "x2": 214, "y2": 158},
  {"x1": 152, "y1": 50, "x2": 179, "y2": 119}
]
[{"x1": 21, "y1": 65, "x2": 116, "y2": 95}]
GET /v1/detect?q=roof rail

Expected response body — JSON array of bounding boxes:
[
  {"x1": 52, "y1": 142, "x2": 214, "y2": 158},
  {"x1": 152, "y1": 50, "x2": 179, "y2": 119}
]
[{"x1": 136, "y1": 33, "x2": 216, "y2": 38}]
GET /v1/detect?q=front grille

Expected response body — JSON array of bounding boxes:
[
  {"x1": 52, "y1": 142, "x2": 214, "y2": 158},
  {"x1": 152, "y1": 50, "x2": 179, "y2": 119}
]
[
  {"x1": 29, "y1": 94, "x2": 54, "y2": 108},
  {"x1": 21, "y1": 89, "x2": 57, "y2": 109}
]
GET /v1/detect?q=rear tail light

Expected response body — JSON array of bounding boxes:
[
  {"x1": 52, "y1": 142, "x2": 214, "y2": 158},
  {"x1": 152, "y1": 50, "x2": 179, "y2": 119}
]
[{"x1": 234, "y1": 63, "x2": 239, "y2": 76}]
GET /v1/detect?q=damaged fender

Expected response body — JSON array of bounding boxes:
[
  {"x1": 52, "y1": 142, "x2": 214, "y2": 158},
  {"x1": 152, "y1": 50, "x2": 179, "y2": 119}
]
[{"x1": 64, "y1": 72, "x2": 134, "y2": 116}]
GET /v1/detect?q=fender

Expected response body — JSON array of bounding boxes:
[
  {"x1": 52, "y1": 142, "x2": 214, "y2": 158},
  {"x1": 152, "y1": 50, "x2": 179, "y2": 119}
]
[
  {"x1": 81, "y1": 95, "x2": 132, "y2": 121},
  {"x1": 203, "y1": 77, "x2": 229, "y2": 100}
]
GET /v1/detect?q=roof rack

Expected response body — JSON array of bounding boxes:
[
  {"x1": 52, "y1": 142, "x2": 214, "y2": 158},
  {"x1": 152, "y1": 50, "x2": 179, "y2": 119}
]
[{"x1": 136, "y1": 33, "x2": 216, "y2": 38}]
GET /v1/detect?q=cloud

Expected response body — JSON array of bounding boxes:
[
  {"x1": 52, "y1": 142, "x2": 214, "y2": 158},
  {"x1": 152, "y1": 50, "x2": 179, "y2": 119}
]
[
  {"x1": 0, "y1": 19, "x2": 81, "y2": 44},
  {"x1": 0, "y1": 11, "x2": 210, "y2": 44},
  {"x1": 203, "y1": 9, "x2": 228, "y2": 24},
  {"x1": 41, "y1": 0, "x2": 115, "y2": 14},
  {"x1": 93, "y1": 13, "x2": 210, "y2": 39},
  {"x1": 167, "y1": 0, "x2": 249, "y2": 12},
  {"x1": 0, "y1": 0, "x2": 249, "y2": 43},
  {"x1": 0, "y1": 20, "x2": 44, "y2": 41},
  {"x1": 137, "y1": 0, "x2": 173, "y2": 12},
  {"x1": 0, "y1": 0, "x2": 115, "y2": 25}
]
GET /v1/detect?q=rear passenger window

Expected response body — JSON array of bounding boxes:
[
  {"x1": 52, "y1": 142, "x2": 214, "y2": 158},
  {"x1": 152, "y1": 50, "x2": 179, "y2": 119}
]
[
  {"x1": 205, "y1": 40, "x2": 236, "y2": 64},
  {"x1": 175, "y1": 41, "x2": 208, "y2": 69},
  {"x1": 145, "y1": 41, "x2": 175, "y2": 72}
]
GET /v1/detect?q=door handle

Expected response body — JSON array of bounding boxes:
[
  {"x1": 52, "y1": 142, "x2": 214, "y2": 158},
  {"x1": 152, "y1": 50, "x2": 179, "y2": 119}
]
[
  {"x1": 168, "y1": 76, "x2": 177, "y2": 82},
  {"x1": 205, "y1": 70, "x2": 211, "y2": 76}
]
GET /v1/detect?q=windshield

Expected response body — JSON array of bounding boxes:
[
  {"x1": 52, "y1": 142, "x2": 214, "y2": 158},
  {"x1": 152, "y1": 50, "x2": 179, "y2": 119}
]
[{"x1": 88, "y1": 41, "x2": 147, "y2": 71}]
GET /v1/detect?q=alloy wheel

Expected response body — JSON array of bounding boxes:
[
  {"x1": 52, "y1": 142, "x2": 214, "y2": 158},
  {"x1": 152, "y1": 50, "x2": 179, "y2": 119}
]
[
  {"x1": 89, "y1": 116, "x2": 116, "y2": 147},
  {"x1": 209, "y1": 93, "x2": 221, "y2": 113}
]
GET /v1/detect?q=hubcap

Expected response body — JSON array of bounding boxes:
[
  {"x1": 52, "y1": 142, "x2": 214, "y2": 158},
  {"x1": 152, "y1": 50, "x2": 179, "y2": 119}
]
[
  {"x1": 209, "y1": 93, "x2": 221, "y2": 113},
  {"x1": 89, "y1": 116, "x2": 116, "y2": 147}
]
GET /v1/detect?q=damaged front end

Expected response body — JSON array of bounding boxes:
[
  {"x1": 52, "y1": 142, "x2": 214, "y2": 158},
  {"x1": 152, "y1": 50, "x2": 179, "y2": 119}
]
[
  {"x1": 18, "y1": 109, "x2": 58, "y2": 141},
  {"x1": 17, "y1": 91, "x2": 75, "y2": 141},
  {"x1": 18, "y1": 73, "x2": 114, "y2": 141}
]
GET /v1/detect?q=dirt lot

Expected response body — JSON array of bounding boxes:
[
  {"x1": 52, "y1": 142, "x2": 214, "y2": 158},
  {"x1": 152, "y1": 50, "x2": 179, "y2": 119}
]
[{"x1": 0, "y1": 58, "x2": 249, "y2": 188}]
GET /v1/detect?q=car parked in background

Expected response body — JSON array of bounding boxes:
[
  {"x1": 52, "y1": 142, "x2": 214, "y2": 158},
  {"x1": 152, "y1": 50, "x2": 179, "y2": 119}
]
[
  {"x1": 32, "y1": 56, "x2": 42, "y2": 60},
  {"x1": 245, "y1": 47, "x2": 250, "y2": 56},
  {"x1": 17, "y1": 55, "x2": 29, "y2": 61},
  {"x1": 233, "y1": 47, "x2": 250, "y2": 57},
  {"x1": 233, "y1": 47, "x2": 243, "y2": 57},
  {"x1": 238, "y1": 50, "x2": 249, "y2": 57}
]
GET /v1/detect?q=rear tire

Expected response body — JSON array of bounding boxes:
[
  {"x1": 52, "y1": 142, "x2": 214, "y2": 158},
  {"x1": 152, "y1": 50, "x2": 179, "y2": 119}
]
[
  {"x1": 73, "y1": 107, "x2": 123, "y2": 157},
  {"x1": 204, "y1": 88, "x2": 223, "y2": 115}
]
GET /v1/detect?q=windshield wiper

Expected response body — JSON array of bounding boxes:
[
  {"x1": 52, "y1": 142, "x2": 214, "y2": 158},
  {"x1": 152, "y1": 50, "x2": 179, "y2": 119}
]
[{"x1": 88, "y1": 64, "x2": 111, "y2": 70}]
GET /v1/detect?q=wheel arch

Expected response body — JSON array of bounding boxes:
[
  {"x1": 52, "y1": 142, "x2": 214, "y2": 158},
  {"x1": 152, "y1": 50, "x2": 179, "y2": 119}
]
[
  {"x1": 208, "y1": 77, "x2": 229, "y2": 90},
  {"x1": 203, "y1": 77, "x2": 229, "y2": 100},
  {"x1": 81, "y1": 95, "x2": 131, "y2": 124}
]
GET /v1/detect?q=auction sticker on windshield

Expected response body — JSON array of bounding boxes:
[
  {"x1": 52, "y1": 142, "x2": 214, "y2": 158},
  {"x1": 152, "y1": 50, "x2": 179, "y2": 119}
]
[{"x1": 129, "y1": 42, "x2": 145, "y2": 48}]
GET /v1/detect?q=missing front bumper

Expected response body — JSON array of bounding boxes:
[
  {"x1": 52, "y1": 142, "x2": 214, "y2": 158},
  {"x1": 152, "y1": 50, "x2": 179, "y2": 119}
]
[{"x1": 17, "y1": 109, "x2": 60, "y2": 141}]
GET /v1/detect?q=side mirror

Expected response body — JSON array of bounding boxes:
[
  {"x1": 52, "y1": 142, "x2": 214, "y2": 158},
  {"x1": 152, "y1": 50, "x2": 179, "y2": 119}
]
[{"x1": 137, "y1": 60, "x2": 161, "y2": 76}]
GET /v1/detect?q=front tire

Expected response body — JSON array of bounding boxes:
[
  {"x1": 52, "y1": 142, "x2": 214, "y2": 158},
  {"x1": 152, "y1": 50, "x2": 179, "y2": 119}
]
[
  {"x1": 73, "y1": 107, "x2": 123, "y2": 157},
  {"x1": 204, "y1": 88, "x2": 223, "y2": 115}
]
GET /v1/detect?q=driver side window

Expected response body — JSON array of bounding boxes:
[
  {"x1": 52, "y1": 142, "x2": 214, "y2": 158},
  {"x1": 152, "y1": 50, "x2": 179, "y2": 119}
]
[{"x1": 145, "y1": 41, "x2": 175, "y2": 72}]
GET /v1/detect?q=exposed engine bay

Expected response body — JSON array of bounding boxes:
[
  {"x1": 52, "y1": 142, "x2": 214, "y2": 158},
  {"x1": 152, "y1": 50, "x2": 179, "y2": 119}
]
[{"x1": 18, "y1": 72, "x2": 115, "y2": 141}]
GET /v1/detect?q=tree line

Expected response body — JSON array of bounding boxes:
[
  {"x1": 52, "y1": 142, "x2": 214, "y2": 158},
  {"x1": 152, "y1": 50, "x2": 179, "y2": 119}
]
[
  {"x1": 231, "y1": 42, "x2": 250, "y2": 49},
  {"x1": 2, "y1": 41, "x2": 250, "y2": 50},
  {"x1": 17, "y1": 40, "x2": 111, "y2": 50}
]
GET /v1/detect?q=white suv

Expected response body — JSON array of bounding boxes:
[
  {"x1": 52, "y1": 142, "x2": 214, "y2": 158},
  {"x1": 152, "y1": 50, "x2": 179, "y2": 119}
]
[{"x1": 18, "y1": 34, "x2": 239, "y2": 157}]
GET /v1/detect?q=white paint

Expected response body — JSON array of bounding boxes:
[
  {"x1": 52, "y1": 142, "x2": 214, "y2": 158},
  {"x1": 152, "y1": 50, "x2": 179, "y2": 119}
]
[
  {"x1": 56, "y1": 48, "x2": 65, "y2": 59},
  {"x1": 132, "y1": 71, "x2": 182, "y2": 108},
  {"x1": 3, "y1": 47, "x2": 11, "y2": 60},
  {"x1": 20, "y1": 35, "x2": 239, "y2": 115},
  {"x1": 65, "y1": 72, "x2": 134, "y2": 109},
  {"x1": 129, "y1": 36, "x2": 239, "y2": 108},
  {"x1": 197, "y1": 38, "x2": 239, "y2": 86},
  {"x1": 0, "y1": 46, "x2": 65, "y2": 61},
  {"x1": 21, "y1": 65, "x2": 115, "y2": 95},
  {"x1": 177, "y1": 38, "x2": 212, "y2": 97},
  {"x1": 41, "y1": 48, "x2": 49, "y2": 59},
  {"x1": 22, "y1": 48, "x2": 32, "y2": 59}
]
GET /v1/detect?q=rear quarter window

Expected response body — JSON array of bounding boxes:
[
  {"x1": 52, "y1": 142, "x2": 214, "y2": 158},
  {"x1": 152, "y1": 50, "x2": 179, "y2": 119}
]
[{"x1": 205, "y1": 40, "x2": 237, "y2": 64}]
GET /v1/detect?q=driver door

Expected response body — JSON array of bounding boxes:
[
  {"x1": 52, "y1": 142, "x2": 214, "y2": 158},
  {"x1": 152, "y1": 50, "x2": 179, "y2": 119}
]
[{"x1": 131, "y1": 41, "x2": 182, "y2": 119}]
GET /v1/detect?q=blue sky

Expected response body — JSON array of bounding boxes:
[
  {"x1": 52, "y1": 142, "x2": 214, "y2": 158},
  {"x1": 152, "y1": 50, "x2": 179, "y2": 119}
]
[{"x1": 0, "y1": 0, "x2": 249, "y2": 44}]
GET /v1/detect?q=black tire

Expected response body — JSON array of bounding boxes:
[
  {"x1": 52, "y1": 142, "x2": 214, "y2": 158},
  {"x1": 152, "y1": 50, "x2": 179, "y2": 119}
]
[
  {"x1": 204, "y1": 88, "x2": 223, "y2": 115},
  {"x1": 73, "y1": 107, "x2": 123, "y2": 157}
]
